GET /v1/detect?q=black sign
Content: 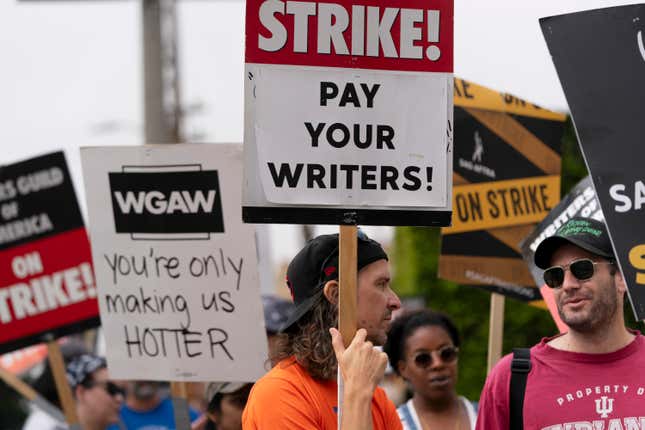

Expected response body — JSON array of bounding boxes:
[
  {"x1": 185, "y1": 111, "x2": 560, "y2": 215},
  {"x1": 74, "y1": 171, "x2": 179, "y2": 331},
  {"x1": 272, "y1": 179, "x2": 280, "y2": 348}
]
[
  {"x1": 109, "y1": 169, "x2": 224, "y2": 236},
  {"x1": 541, "y1": 5, "x2": 645, "y2": 318},
  {"x1": 0, "y1": 151, "x2": 84, "y2": 250}
]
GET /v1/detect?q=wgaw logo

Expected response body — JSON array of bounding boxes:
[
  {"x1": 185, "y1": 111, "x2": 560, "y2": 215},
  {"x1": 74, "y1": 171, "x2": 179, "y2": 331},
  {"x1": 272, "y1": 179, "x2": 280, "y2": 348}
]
[
  {"x1": 114, "y1": 190, "x2": 216, "y2": 215},
  {"x1": 595, "y1": 396, "x2": 614, "y2": 419},
  {"x1": 109, "y1": 165, "x2": 224, "y2": 240}
]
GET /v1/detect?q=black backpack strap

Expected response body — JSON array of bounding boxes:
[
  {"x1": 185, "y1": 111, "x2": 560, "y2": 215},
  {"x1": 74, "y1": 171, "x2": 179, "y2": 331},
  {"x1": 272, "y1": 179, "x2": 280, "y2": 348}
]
[{"x1": 510, "y1": 348, "x2": 531, "y2": 430}]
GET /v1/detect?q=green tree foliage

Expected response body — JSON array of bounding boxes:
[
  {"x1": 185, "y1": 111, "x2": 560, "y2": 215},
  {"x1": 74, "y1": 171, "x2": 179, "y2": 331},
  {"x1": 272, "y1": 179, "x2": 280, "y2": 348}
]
[{"x1": 390, "y1": 117, "x2": 592, "y2": 401}]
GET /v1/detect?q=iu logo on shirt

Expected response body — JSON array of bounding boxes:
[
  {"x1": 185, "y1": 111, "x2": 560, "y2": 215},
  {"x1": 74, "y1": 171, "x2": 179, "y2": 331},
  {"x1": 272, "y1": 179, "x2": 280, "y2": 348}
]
[{"x1": 595, "y1": 396, "x2": 614, "y2": 419}]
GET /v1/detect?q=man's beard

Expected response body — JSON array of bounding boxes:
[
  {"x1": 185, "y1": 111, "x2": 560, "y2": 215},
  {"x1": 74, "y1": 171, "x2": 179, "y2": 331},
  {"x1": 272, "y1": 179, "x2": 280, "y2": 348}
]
[{"x1": 557, "y1": 278, "x2": 618, "y2": 333}]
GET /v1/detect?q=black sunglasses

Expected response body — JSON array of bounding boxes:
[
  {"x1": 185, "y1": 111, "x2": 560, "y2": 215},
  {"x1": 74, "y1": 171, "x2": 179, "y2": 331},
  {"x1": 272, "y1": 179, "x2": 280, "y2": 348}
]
[
  {"x1": 543, "y1": 258, "x2": 614, "y2": 289},
  {"x1": 413, "y1": 345, "x2": 459, "y2": 368},
  {"x1": 84, "y1": 380, "x2": 126, "y2": 397}
]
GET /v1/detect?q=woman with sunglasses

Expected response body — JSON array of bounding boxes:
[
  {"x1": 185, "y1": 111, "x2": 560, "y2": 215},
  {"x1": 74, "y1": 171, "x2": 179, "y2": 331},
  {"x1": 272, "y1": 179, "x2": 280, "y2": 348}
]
[{"x1": 383, "y1": 309, "x2": 477, "y2": 430}]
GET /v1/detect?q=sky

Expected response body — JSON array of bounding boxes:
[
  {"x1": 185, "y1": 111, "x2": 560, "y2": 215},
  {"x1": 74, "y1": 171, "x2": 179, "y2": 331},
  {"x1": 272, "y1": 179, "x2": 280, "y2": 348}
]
[{"x1": 1, "y1": 0, "x2": 641, "y2": 279}]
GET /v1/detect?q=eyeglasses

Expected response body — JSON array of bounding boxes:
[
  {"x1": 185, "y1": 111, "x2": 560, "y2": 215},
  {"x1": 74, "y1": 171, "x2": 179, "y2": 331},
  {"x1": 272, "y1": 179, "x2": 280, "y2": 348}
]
[
  {"x1": 413, "y1": 346, "x2": 459, "y2": 369},
  {"x1": 543, "y1": 258, "x2": 614, "y2": 289},
  {"x1": 84, "y1": 380, "x2": 126, "y2": 397}
]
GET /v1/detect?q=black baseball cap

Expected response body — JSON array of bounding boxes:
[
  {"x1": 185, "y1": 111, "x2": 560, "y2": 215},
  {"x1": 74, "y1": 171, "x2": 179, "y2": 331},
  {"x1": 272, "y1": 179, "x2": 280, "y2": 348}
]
[
  {"x1": 534, "y1": 217, "x2": 614, "y2": 269},
  {"x1": 281, "y1": 231, "x2": 388, "y2": 332}
]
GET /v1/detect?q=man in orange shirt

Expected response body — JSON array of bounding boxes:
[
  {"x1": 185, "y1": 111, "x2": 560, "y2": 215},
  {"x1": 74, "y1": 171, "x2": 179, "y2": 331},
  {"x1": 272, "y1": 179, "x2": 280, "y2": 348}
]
[{"x1": 242, "y1": 231, "x2": 403, "y2": 430}]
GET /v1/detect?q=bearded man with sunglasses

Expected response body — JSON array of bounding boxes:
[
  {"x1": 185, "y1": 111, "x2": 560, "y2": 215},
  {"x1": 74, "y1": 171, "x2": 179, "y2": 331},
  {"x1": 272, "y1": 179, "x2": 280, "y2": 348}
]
[
  {"x1": 476, "y1": 217, "x2": 645, "y2": 430},
  {"x1": 242, "y1": 232, "x2": 403, "y2": 430}
]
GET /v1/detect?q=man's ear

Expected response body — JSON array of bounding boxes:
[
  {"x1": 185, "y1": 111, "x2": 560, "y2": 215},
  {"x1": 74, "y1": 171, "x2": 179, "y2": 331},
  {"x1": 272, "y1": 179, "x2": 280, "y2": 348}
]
[
  {"x1": 614, "y1": 268, "x2": 627, "y2": 295},
  {"x1": 323, "y1": 280, "x2": 339, "y2": 305}
]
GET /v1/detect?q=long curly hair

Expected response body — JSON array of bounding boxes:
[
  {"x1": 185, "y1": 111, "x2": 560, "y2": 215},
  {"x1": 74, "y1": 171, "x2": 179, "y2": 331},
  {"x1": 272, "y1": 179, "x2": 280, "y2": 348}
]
[{"x1": 271, "y1": 293, "x2": 338, "y2": 380}]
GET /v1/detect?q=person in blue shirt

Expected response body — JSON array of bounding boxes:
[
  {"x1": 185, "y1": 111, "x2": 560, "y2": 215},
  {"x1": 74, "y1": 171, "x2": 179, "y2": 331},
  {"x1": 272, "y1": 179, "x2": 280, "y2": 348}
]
[{"x1": 108, "y1": 381, "x2": 199, "y2": 430}]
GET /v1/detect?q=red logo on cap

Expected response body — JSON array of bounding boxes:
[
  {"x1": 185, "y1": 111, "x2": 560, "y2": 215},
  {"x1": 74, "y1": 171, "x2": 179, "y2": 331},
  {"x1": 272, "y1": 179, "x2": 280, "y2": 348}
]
[{"x1": 323, "y1": 266, "x2": 337, "y2": 277}]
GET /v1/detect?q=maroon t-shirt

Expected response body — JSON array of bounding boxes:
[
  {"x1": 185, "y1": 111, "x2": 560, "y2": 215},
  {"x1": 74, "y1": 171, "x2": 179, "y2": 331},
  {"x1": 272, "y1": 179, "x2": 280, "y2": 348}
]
[{"x1": 476, "y1": 333, "x2": 645, "y2": 430}]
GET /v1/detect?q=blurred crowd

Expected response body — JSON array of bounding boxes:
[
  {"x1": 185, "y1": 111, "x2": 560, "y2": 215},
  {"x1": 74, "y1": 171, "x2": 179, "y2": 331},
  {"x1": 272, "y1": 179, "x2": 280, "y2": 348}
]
[
  {"x1": 15, "y1": 217, "x2": 637, "y2": 429},
  {"x1": 18, "y1": 292, "x2": 474, "y2": 430}
]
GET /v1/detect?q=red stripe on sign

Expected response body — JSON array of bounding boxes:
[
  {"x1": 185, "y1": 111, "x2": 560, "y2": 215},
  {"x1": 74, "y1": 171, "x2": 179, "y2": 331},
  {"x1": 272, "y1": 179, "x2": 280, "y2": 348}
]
[
  {"x1": 245, "y1": 0, "x2": 453, "y2": 73},
  {"x1": 0, "y1": 228, "x2": 99, "y2": 345}
]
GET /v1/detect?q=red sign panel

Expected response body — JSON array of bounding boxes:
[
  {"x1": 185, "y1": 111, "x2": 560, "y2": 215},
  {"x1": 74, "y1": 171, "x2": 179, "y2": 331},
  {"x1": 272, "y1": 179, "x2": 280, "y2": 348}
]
[
  {"x1": 245, "y1": 0, "x2": 454, "y2": 73},
  {"x1": 0, "y1": 152, "x2": 99, "y2": 353}
]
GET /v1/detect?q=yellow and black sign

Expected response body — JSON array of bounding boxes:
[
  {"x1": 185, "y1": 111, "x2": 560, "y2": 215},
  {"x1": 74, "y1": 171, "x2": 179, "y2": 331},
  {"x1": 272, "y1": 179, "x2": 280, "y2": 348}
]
[
  {"x1": 439, "y1": 79, "x2": 566, "y2": 304},
  {"x1": 454, "y1": 78, "x2": 566, "y2": 122},
  {"x1": 444, "y1": 175, "x2": 560, "y2": 234}
]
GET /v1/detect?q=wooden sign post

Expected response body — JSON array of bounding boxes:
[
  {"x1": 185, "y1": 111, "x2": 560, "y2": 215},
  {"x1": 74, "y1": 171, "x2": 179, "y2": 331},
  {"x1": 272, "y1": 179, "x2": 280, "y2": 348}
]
[
  {"x1": 337, "y1": 224, "x2": 358, "y2": 427},
  {"x1": 486, "y1": 293, "x2": 505, "y2": 374},
  {"x1": 47, "y1": 341, "x2": 81, "y2": 430},
  {"x1": 339, "y1": 225, "x2": 358, "y2": 348}
]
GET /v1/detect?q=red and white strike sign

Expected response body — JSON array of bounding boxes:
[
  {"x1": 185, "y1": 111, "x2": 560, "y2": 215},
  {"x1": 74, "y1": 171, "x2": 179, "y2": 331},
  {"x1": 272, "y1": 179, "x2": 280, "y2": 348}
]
[
  {"x1": 243, "y1": 0, "x2": 454, "y2": 225},
  {"x1": 0, "y1": 152, "x2": 98, "y2": 354},
  {"x1": 247, "y1": 0, "x2": 453, "y2": 71}
]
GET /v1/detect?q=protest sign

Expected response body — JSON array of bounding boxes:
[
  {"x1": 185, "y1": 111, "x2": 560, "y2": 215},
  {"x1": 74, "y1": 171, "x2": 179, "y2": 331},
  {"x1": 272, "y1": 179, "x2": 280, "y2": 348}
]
[
  {"x1": 520, "y1": 176, "x2": 602, "y2": 332},
  {"x1": 439, "y1": 79, "x2": 566, "y2": 303},
  {"x1": 0, "y1": 152, "x2": 98, "y2": 354},
  {"x1": 81, "y1": 144, "x2": 268, "y2": 381},
  {"x1": 243, "y1": 0, "x2": 454, "y2": 226},
  {"x1": 541, "y1": 4, "x2": 645, "y2": 319}
]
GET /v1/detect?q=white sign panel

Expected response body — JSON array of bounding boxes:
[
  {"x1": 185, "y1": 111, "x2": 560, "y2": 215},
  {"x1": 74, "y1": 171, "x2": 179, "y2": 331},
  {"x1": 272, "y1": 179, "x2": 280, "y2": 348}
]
[
  {"x1": 243, "y1": 0, "x2": 454, "y2": 226},
  {"x1": 81, "y1": 144, "x2": 268, "y2": 381},
  {"x1": 251, "y1": 65, "x2": 449, "y2": 207}
]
